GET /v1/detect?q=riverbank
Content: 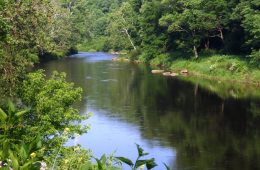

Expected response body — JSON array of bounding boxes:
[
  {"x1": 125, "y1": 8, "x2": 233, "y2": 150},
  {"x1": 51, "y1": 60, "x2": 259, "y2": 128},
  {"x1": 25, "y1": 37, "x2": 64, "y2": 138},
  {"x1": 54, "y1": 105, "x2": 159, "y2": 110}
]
[
  {"x1": 169, "y1": 55, "x2": 260, "y2": 85},
  {"x1": 116, "y1": 54, "x2": 260, "y2": 86}
]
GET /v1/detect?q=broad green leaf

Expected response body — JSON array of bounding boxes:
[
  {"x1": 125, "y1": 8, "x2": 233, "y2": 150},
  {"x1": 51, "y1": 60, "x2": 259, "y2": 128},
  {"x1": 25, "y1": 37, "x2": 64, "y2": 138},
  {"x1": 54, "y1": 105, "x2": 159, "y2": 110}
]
[
  {"x1": 136, "y1": 144, "x2": 148, "y2": 157},
  {"x1": 115, "y1": 157, "x2": 134, "y2": 167},
  {"x1": 146, "y1": 158, "x2": 157, "y2": 170},
  {"x1": 134, "y1": 160, "x2": 147, "y2": 169},
  {"x1": 0, "y1": 108, "x2": 7, "y2": 121}
]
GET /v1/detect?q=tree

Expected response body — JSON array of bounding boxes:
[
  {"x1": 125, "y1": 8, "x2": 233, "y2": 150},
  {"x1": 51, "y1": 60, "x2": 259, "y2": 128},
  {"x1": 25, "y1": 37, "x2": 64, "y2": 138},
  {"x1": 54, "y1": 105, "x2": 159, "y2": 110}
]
[
  {"x1": 232, "y1": 0, "x2": 260, "y2": 57},
  {"x1": 138, "y1": 0, "x2": 168, "y2": 61},
  {"x1": 20, "y1": 70, "x2": 87, "y2": 142},
  {"x1": 0, "y1": 0, "x2": 80, "y2": 95},
  {"x1": 107, "y1": 2, "x2": 139, "y2": 50},
  {"x1": 159, "y1": 0, "x2": 226, "y2": 58}
]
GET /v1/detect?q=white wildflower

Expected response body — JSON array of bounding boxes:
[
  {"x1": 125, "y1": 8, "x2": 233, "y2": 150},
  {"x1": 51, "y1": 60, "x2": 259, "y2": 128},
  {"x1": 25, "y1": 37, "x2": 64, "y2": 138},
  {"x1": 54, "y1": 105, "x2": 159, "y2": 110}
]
[{"x1": 40, "y1": 161, "x2": 47, "y2": 170}]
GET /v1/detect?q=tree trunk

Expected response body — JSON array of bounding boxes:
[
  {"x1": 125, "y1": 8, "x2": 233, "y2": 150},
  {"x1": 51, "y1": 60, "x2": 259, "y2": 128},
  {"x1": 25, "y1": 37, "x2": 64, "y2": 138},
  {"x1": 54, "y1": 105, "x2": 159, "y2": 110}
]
[
  {"x1": 193, "y1": 45, "x2": 198, "y2": 58},
  {"x1": 124, "y1": 28, "x2": 136, "y2": 50},
  {"x1": 219, "y1": 28, "x2": 224, "y2": 41},
  {"x1": 205, "y1": 38, "x2": 210, "y2": 49}
]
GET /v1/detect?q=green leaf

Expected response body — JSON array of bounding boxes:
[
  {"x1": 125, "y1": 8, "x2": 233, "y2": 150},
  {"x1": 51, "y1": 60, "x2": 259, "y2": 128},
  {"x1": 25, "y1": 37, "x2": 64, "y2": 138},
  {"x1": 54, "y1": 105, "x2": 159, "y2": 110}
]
[
  {"x1": 36, "y1": 139, "x2": 42, "y2": 149},
  {"x1": 163, "y1": 162, "x2": 170, "y2": 170},
  {"x1": 79, "y1": 163, "x2": 92, "y2": 170},
  {"x1": 0, "y1": 108, "x2": 7, "y2": 121},
  {"x1": 146, "y1": 158, "x2": 157, "y2": 170},
  {"x1": 19, "y1": 145, "x2": 28, "y2": 161},
  {"x1": 136, "y1": 144, "x2": 148, "y2": 157},
  {"x1": 20, "y1": 161, "x2": 33, "y2": 170},
  {"x1": 95, "y1": 157, "x2": 104, "y2": 170},
  {"x1": 9, "y1": 150, "x2": 19, "y2": 169},
  {"x1": 115, "y1": 157, "x2": 134, "y2": 167},
  {"x1": 15, "y1": 109, "x2": 29, "y2": 118},
  {"x1": 100, "y1": 154, "x2": 107, "y2": 164},
  {"x1": 7, "y1": 100, "x2": 15, "y2": 113},
  {"x1": 134, "y1": 160, "x2": 147, "y2": 169}
]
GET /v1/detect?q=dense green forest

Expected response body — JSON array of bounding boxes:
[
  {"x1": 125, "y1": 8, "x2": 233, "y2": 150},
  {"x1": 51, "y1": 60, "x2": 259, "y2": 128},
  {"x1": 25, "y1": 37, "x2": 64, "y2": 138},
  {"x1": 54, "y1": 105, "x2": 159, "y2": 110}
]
[
  {"x1": 0, "y1": 0, "x2": 259, "y2": 169},
  {"x1": 78, "y1": 0, "x2": 260, "y2": 83},
  {"x1": 0, "y1": 0, "x2": 259, "y2": 91},
  {"x1": 81, "y1": 0, "x2": 259, "y2": 59}
]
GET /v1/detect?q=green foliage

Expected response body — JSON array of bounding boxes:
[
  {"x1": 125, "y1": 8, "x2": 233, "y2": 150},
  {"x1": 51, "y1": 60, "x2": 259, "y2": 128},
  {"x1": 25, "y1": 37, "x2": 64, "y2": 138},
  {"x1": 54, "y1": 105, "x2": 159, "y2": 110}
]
[
  {"x1": 139, "y1": 0, "x2": 167, "y2": 53},
  {"x1": 0, "y1": 0, "x2": 93, "y2": 95},
  {"x1": 150, "y1": 53, "x2": 171, "y2": 67},
  {"x1": 83, "y1": 0, "x2": 259, "y2": 67},
  {"x1": 78, "y1": 37, "x2": 109, "y2": 52},
  {"x1": 249, "y1": 50, "x2": 260, "y2": 68},
  {"x1": 127, "y1": 48, "x2": 142, "y2": 61},
  {"x1": 170, "y1": 55, "x2": 260, "y2": 83},
  {"x1": 232, "y1": 0, "x2": 260, "y2": 50},
  {"x1": 93, "y1": 154, "x2": 121, "y2": 170},
  {"x1": 107, "y1": 1, "x2": 139, "y2": 51},
  {"x1": 0, "y1": 138, "x2": 44, "y2": 170},
  {"x1": 116, "y1": 144, "x2": 158, "y2": 170},
  {"x1": 0, "y1": 100, "x2": 44, "y2": 169},
  {"x1": 20, "y1": 70, "x2": 88, "y2": 141},
  {"x1": 0, "y1": 71, "x2": 92, "y2": 169}
]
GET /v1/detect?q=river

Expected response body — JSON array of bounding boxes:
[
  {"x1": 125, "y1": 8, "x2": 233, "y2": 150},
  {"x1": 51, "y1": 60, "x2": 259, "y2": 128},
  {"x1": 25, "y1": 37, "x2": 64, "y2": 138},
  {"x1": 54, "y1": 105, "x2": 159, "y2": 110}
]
[{"x1": 41, "y1": 52, "x2": 260, "y2": 170}]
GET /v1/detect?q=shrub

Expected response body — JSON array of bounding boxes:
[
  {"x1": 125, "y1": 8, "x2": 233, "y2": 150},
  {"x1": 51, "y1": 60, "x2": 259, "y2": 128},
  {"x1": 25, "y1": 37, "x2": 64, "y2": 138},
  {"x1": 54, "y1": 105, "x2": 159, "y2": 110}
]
[
  {"x1": 150, "y1": 53, "x2": 171, "y2": 67},
  {"x1": 128, "y1": 48, "x2": 142, "y2": 61},
  {"x1": 249, "y1": 50, "x2": 260, "y2": 68}
]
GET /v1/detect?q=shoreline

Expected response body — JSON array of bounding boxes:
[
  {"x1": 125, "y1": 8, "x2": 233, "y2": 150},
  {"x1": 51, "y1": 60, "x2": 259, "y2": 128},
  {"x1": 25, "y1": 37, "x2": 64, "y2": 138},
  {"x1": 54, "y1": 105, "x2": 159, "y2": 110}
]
[{"x1": 112, "y1": 56, "x2": 260, "y2": 87}]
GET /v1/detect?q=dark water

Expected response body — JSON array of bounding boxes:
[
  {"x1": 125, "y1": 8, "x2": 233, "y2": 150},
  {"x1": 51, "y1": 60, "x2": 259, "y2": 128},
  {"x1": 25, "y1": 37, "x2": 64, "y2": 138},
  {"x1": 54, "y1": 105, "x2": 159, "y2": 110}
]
[{"x1": 41, "y1": 52, "x2": 260, "y2": 170}]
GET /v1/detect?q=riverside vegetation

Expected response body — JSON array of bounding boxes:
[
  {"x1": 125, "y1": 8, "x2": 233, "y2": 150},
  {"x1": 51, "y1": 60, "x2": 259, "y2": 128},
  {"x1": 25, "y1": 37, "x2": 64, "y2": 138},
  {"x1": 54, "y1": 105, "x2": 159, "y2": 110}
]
[
  {"x1": 78, "y1": 0, "x2": 259, "y2": 84},
  {"x1": 0, "y1": 0, "x2": 157, "y2": 169},
  {"x1": 0, "y1": 0, "x2": 259, "y2": 169}
]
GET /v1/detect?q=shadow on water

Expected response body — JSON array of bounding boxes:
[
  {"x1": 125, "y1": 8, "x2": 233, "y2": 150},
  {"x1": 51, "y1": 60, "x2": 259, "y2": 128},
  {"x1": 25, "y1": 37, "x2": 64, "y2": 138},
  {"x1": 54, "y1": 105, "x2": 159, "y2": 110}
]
[{"x1": 41, "y1": 52, "x2": 260, "y2": 170}]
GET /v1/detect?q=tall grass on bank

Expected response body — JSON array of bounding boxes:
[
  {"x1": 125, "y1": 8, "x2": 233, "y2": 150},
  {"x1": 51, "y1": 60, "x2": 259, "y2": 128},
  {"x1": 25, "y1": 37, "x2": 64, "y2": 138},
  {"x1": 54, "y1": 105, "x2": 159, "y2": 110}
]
[{"x1": 170, "y1": 55, "x2": 260, "y2": 83}]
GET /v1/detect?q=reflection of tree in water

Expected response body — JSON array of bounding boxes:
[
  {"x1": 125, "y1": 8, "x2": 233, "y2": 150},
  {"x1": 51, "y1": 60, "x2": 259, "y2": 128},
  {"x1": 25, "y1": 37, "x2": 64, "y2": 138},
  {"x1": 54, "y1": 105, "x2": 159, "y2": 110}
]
[{"x1": 42, "y1": 58, "x2": 260, "y2": 170}]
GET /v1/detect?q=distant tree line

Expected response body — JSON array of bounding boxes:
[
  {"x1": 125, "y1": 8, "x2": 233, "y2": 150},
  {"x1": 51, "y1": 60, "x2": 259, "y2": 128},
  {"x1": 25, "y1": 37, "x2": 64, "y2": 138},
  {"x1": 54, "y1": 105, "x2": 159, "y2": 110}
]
[
  {"x1": 0, "y1": 0, "x2": 259, "y2": 93},
  {"x1": 85, "y1": 0, "x2": 259, "y2": 63}
]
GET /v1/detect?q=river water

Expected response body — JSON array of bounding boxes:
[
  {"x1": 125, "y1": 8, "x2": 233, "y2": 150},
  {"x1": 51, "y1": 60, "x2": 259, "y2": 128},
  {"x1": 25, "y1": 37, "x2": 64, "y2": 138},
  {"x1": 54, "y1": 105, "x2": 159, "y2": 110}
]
[{"x1": 42, "y1": 52, "x2": 260, "y2": 170}]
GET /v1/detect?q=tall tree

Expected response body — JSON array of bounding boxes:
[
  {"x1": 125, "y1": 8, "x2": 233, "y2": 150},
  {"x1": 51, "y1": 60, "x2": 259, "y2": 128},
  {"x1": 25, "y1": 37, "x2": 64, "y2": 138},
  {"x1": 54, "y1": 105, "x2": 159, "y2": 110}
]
[
  {"x1": 159, "y1": 0, "x2": 227, "y2": 58},
  {"x1": 232, "y1": 0, "x2": 260, "y2": 59},
  {"x1": 107, "y1": 2, "x2": 139, "y2": 50},
  {"x1": 139, "y1": 0, "x2": 167, "y2": 60}
]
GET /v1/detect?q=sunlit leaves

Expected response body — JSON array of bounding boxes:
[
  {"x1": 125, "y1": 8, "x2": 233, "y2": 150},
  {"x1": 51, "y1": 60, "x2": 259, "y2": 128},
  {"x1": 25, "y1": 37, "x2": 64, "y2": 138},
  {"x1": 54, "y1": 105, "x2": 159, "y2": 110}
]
[
  {"x1": 116, "y1": 157, "x2": 134, "y2": 166},
  {"x1": 116, "y1": 144, "x2": 157, "y2": 170},
  {"x1": 20, "y1": 70, "x2": 87, "y2": 139}
]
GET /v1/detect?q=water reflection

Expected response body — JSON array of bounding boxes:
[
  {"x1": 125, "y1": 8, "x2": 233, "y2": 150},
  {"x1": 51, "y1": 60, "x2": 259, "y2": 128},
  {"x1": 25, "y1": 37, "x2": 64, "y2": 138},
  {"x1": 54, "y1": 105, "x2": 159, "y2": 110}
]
[{"x1": 41, "y1": 52, "x2": 260, "y2": 170}]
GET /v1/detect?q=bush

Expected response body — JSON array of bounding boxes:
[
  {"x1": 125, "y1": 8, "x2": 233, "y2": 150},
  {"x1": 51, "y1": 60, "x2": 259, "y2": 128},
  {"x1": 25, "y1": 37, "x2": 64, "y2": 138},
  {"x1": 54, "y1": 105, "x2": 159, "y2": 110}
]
[
  {"x1": 150, "y1": 53, "x2": 171, "y2": 67},
  {"x1": 138, "y1": 48, "x2": 160, "y2": 63},
  {"x1": 127, "y1": 48, "x2": 142, "y2": 61},
  {"x1": 249, "y1": 50, "x2": 260, "y2": 68}
]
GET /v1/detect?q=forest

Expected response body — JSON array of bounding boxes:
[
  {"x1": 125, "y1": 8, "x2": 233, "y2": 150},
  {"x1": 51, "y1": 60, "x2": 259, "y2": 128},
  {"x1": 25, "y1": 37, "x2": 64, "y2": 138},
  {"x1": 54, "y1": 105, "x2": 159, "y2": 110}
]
[
  {"x1": 0, "y1": 0, "x2": 259, "y2": 169},
  {"x1": 79, "y1": 0, "x2": 260, "y2": 82}
]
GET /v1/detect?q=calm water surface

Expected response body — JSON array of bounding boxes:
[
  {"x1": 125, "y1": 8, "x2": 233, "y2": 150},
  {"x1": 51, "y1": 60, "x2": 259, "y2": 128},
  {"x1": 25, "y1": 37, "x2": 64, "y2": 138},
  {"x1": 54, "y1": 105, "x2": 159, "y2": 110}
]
[{"x1": 42, "y1": 52, "x2": 260, "y2": 170}]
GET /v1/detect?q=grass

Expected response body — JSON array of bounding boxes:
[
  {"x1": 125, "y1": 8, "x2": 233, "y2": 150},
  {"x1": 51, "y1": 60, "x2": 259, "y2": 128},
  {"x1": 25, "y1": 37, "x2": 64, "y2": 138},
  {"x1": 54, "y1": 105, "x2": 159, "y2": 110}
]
[
  {"x1": 169, "y1": 55, "x2": 260, "y2": 84},
  {"x1": 121, "y1": 52, "x2": 260, "y2": 98}
]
